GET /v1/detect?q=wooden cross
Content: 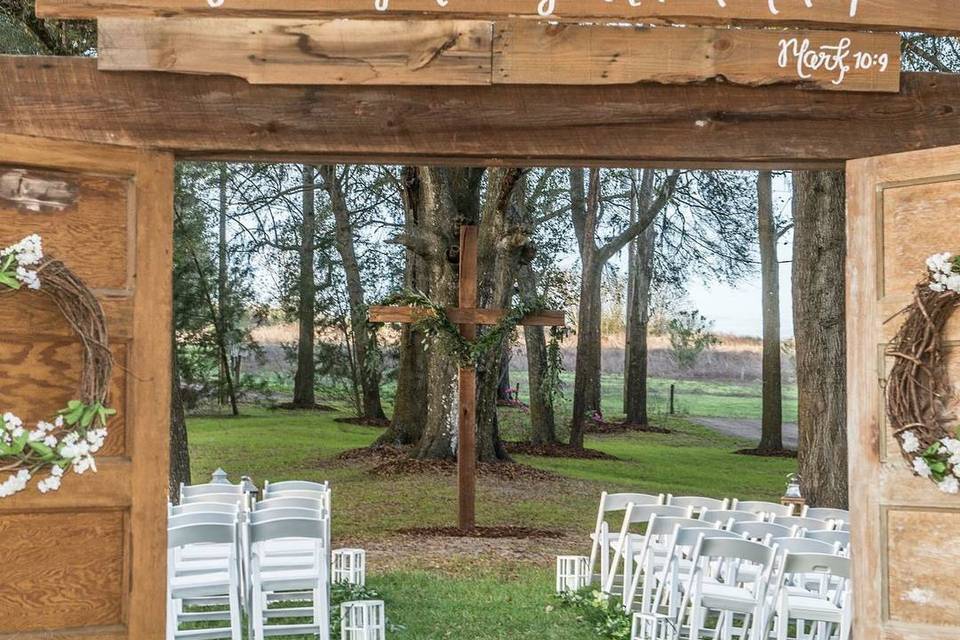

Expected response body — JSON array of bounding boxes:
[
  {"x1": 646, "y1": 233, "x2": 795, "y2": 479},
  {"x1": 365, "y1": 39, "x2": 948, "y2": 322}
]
[{"x1": 369, "y1": 225, "x2": 565, "y2": 530}]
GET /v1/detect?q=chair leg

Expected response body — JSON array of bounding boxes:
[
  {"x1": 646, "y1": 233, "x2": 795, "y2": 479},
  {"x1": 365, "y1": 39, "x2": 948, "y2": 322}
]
[{"x1": 229, "y1": 584, "x2": 242, "y2": 640}]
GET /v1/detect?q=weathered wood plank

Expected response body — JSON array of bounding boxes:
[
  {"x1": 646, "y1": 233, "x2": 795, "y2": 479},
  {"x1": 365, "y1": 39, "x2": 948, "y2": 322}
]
[
  {"x1": 0, "y1": 168, "x2": 79, "y2": 213},
  {"x1": 369, "y1": 306, "x2": 565, "y2": 326},
  {"x1": 495, "y1": 22, "x2": 900, "y2": 92},
  {"x1": 99, "y1": 17, "x2": 494, "y2": 85},
  {"x1": 7, "y1": 57, "x2": 960, "y2": 168},
  {"x1": 35, "y1": 0, "x2": 960, "y2": 35}
]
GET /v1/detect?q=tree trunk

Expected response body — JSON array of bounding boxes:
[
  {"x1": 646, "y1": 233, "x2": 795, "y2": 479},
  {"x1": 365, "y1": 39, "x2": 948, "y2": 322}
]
[
  {"x1": 292, "y1": 165, "x2": 317, "y2": 408},
  {"x1": 570, "y1": 261, "x2": 603, "y2": 448},
  {"x1": 321, "y1": 165, "x2": 387, "y2": 421},
  {"x1": 792, "y1": 170, "x2": 848, "y2": 508},
  {"x1": 624, "y1": 224, "x2": 656, "y2": 426},
  {"x1": 170, "y1": 335, "x2": 191, "y2": 503},
  {"x1": 758, "y1": 170, "x2": 784, "y2": 453},
  {"x1": 217, "y1": 164, "x2": 229, "y2": 407},
  {"x1": 379, "y1": 174, "x2": 429, "y2": 445},
  {"x1": 412, "y1": 167, "x2": 485, "y2": 460},
  {"x1": 497, "y1": 348, "x2": 512, "y2": 402},
  {"x1": 519, "y1": 263, "x2": 558, "y2": 445}
]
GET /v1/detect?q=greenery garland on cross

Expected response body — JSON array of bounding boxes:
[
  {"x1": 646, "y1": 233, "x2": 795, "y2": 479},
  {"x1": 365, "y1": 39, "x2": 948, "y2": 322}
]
[
  {"x1": 0, "y1": 235, "x2": 115, "y2": 498},
  {"x1": 369, "y1": 225, "x2": 566, "y2": 530}
]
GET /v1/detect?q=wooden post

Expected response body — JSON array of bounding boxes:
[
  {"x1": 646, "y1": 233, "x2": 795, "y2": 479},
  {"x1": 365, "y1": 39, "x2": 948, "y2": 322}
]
[
  {"x1": 669, "y1": 384, "x2": 676, "y2": 415},
  {"x1": 457, "y1": 226, "x2": 478, "y2": 531}
]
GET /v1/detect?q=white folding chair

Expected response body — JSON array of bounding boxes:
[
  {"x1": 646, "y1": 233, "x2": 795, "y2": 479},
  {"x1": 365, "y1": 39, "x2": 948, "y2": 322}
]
[
  {"x1": 674, "y1": 536, "x2": 779, "y2": 640},
  {"x1": 263, "y1": 479, "x2": 330, "y2": 495},
  {"x1": 170, "y1": 501, "x2": 241, "y2": 517},
  {"x1": 665, "y1": 495, "x2": 730, "y2": 516},
  {"x1": 803, "y1": 530, "x2": 851, "y2": 557},
  {"x1": 167, "y1": 522, "x2": 242, "y2": 640},
  {"x1": 731, "y1": 499, "x2": 795, "y2": 519},
  {"x1": 588, "y1": 492, "x2": 665, "y2": 586},
  {"x1": 773, "y1": 553, "x2": 851, "y2": 640},
  {"x1": 772, "y1": 515, "x2": 831, "y2": 535},
  {"x1": 622, "y1": 515, "x2": 712, "y2": 611},
  {"x1": 699, "y1": 509, "x2": 763, "y2": 529},
  {"x1": 248, "y1": 517, "x2": 330, "y2": 640},
  {"x1": 801, "y1": 507, "x2": 849, "y2": 526},
  {"x1": 730, "y1": 521, "x2": 797, "y2": 544},
  {"x1": 604, "y1": 504, "x2": 694, "y2": 596}
]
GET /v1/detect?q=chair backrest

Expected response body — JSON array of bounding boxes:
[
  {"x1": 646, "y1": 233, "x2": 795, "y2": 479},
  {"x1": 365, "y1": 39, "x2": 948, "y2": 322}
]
[
  {"x1": 673, "y1": 526, "x2": 744, "y2": 549},
  {"x1": 623, "y1": 504, "x2": 693, "y2": 526},
  {"x1": 168, "y1": 511, "x2": 237, "y2": 528},
  {"x1": 181, "y1": 482, "x2": 245, "y2": 497},
  {"x1": 168, "y1": 522, "x2": 236, "y2": 548},
  {"x1": 254, "y1": 496, "x2": 327, "y2": 513},
  {"x1": 666, "y1": 495, "x2": 729, "y2": 512},
  {"x1": 181, "y1": 492, "x2": 246, "y2": 506},
  {"x1": 600, "y1": 492, "x2": 664, "y2": 512},
  {"x1": 802, "y1": 507, "x2": 850, "y2": 524},
  {"x1": 781, "y1": 552, "x2": 850, "y2": 581},
  {"x1": 804, "y1": 529, "x2": 851, "y2": 549},
  {"x1": 248, "y1": 507, "x2": 321, "y2": 524},
  {"x1": 772, "y1": 515, "x2": 830, "y2": 532},
  {"x1": 691, "y1": 536, "x2": 778, "y2": 597},
  {"x1": 645, "y1": 515, "x2": 711, "y2": 538},
  {"x1": 730, "y1": 520, "x2": 796, "y2": 543},
  {"x1": 169, "y1": 501, "x2": 240, "y2": 516},
  {"x1": 249, "y1": 517, "x2": 327, "y2": 545},
  {"x1": 731, "y1": 499, "x2": 794, "y2": 518},
  {"x1": 263, "y1": 480, "x2": 329, "y2": 496},
  {"x1": 771, "y1": 537, "x2": 838, "y2": 555},
  {"x1": 699, "y1": 509, "x2": 762, "y2": 527}
]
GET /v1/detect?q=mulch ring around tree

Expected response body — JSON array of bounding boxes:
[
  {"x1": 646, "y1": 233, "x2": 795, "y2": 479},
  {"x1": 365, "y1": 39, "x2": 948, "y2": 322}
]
[
  {"x1": 584, "y1": 420, "x2": 671, "y2": 435},
  {"x1": 370, "y1": 456, "x2": 562, "y2": 482},
  {"x1": 394, "y1": 525, "x2": 564, "y2": 540},
  {"x1": 735, "y1": 448, "x2": 798, "y2": 459},
  {"x1": 334, "y1": 416, "x2": 391, "y2": 428},
  {"x1": 504, "y1": 441, "x2": 617, "y2": 460}
]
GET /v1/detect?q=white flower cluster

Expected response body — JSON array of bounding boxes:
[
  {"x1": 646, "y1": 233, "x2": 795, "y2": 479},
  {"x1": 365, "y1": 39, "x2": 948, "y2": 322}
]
[
  {"x1": 927, "y1": 252, "x2": 960, "y2": 293},
  {"x1": 904, "y1": 432, "x2": 960, "y2": 494},
  {"x1": 0, "y1": 234, "x2": 43, "y2": 290},
  {"x1": 0, "y1": 410, "x2": 107, "y2": 499}
]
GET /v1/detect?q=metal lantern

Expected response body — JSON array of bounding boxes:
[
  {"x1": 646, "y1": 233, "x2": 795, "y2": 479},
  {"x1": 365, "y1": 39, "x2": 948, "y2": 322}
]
[
  {"x1": 555, "y1": 555, "x2": 591, "y2": 594},
  {"x1": 332, "y1": 548, "x2": 366, "y2": 586},
  {"x1": 785, "y1": 473, "x2": 803, "y2": 499},
  {"x1": 240, "y1": 475, "x2": 260, "y2": 501},
  {"x1": 210, "y1": 467, "x2": 230, "y2": 485},
  {"x1": 340, "y1": 600, "x2": 386, "y2": 640}
]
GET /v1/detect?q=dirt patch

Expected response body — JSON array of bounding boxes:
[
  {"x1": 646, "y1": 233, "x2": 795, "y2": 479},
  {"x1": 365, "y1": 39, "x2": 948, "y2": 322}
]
[
  {"x1": 370, "y1": 457, "x2": 561, "y2": 482},
  {"x1": 584, "y1": 420, "x2": 671, "y2": 435},
  {"x1": 735, "y1": 448, "x2": 798, "y2": 459},
  {"x1": 335, "y1": 445, "x2": 407, "y2": 463},
  {"x1": 273, "y1": 402, "x2": 337, "y2": 412},
  {"x1": 396, "y1": 525, "x2": 563, "y2": 540},
  {"x1": 505, "y1": 442, "x2": 617, "y2": 460},
  {"x1": 334, "y1": 416, "x2": 391, "y2": 428}
]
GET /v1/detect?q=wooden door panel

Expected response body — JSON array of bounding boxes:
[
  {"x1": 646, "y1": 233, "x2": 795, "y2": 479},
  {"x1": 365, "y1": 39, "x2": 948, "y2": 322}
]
[
  {"x1": 848, "y1": 146, "x2": 960, "y2": 639},
  {"x1": 0, "y1": 134, "x2": 171, "y2": 640}
]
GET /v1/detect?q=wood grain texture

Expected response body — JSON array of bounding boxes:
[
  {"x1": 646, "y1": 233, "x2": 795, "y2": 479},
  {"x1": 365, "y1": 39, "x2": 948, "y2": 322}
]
[
  {"x1": 6, "y1": 59, "x2": 960, "y2": 169},
  {"x1": 0, "y1": 168, "x2": 79, "y2": 213},
  {"x1": 35, "y1": 0, "x2": 960, "y2": 34},
  {"x1": 494, "y1": 22, "x2": 900, "y2": 92},
  {"x1": 0, "y1": 134, "x2": 172, "y2": 639},
  {"x1": 98, "y1": 17, "x2": 494, "y2": 85},
  {"x1": 0, "y1": 511, "x2": 125, "y2": 632},
  {"x1": 847, "y1": 144, "x2": 960, "y2": 640},
  {"x1": 0, "y1": 339, "x2": 128, "y2": 456},
  {"x1": 0, "y1": 167, "x2": 132, "y2": 292}
]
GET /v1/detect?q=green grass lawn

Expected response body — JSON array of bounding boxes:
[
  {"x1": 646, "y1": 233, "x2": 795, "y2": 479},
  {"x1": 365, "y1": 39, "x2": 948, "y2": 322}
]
[{"x1": 187, "y1": 376, "x2": 796, "y2": 639}]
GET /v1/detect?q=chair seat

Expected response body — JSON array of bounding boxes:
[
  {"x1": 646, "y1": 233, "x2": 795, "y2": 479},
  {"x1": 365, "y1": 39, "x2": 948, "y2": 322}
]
[
  {"x1": 590, "y1": 532, "x2": 646, "y2": 548},
  {"x1": 784, "y1": 595, "x2": 843, "y2": 622},
  {"x1": 699, "y1": 583, "x2": 761, "y2": 614}
]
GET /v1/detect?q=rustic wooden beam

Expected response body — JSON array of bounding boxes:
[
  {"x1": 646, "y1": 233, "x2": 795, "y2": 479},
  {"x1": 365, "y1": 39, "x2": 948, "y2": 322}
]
[
  {"x1": 35, "y1": 0, "x2": 960, "y2": 35},
  {"x1": 5, "y1": 57, "x2": 960, "y2": 169},
  {"x1": 96, "y1": 18, "x2": 901, "y2": 92},
  {"x1": 98, "y1": 18, "x2": 495, "y2": 85}
]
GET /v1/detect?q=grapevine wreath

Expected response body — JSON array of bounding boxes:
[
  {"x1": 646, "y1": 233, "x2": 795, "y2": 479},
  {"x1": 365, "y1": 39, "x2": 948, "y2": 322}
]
[
  {"x1": 0, "y1": 235, "x2": 114, "y2": 498},
  {"x1": 886, "y1": 252, "x2": 960, "y2": 494}
]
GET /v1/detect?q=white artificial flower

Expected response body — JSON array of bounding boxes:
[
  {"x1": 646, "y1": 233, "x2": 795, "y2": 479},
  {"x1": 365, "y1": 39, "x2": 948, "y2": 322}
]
[
  {"x1": 913, "y1": 457, "x2": 933, "y2": 478},
  {"x1": 50, "y1": 465, "x2": 64, "y2": 478},
  {"x1": 43, "y1": 435, "x2": 57, "y2": 447},
  {"x1": 3, "y1": 413, "x2": 22, "y2": 431},
  {"x1": 59, "y1": 444, "x2": 79, "y2": 460},
  {"x1": 10, "y1": 426, "x2": 24, "y2": 439},
  {"x1": 939, "y1": 476, "x2": 960, "y2": 494},
  {"x1": 27, "y1": 429, "x2": 44, "y2": 442},
  {"x1": 930, "y1": 282, "x2": 947, "y2": 292},
  {"x1": 15, "y1": 266, "x2": 39, "y2": 290},
  {"x1": 37, "y1": 475, "x2": 62, "y2": 494},
  {"x1": 901, "y1": 431, "x2": 922, "y2": 454},
  {"x1": 941, "y1": 438, "x2": 960, "y2": 455},
  {"x1": 927, "y1": 252, "x2": 955, "y2": 276}
]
